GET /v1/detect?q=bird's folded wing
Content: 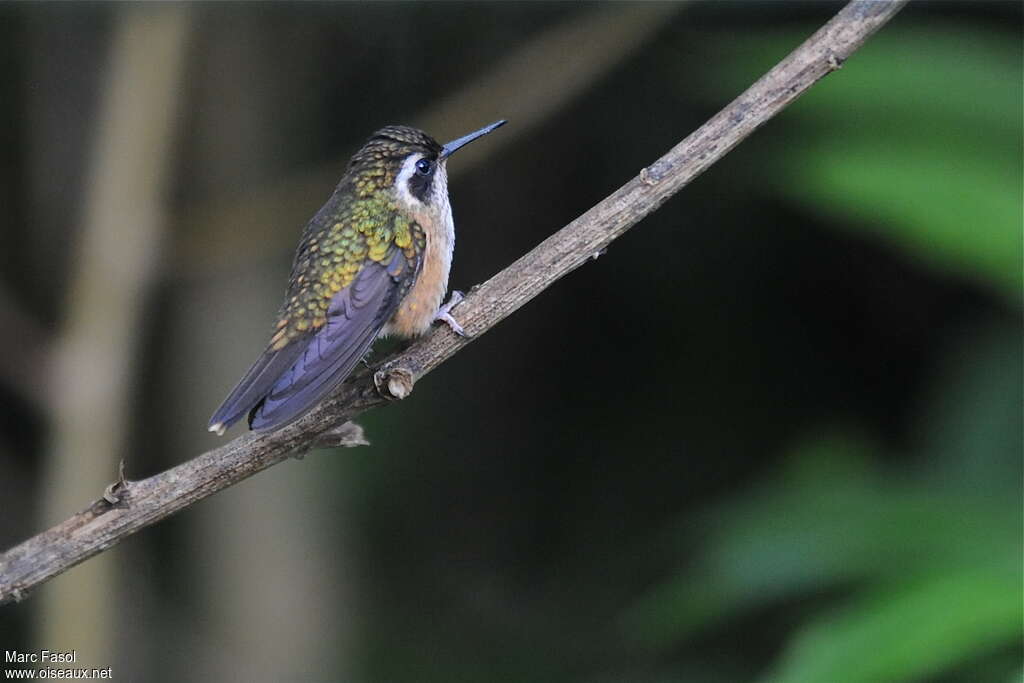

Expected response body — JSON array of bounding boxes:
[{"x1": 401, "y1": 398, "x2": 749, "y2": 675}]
[
  {"x1": 209, "y1": 247, "x2": 412, "y2": 433},
  {"x1": 207, "y1": 335, "x2": 310, "y2": 433}
]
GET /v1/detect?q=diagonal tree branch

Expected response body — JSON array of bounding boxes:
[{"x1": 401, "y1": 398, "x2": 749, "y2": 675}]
[{"x1": 0, "y1": 0, "x2": 908, "y2": 606}]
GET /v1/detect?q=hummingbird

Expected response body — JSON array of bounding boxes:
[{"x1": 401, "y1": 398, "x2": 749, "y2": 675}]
[{"x1": 209, "y1": 119, "x2": 507, "y2": 435}]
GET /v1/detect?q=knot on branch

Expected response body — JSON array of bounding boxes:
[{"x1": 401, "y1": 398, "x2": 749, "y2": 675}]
[
  {"x1": 96, "y1": 460, "x2": 131, "y2": 511},
  {"x1": 303, "y1": 421, "x2": 370, "y2": 456},
  {"x1": 374, "y1": 365, "x2": 416, "y2": 401}
]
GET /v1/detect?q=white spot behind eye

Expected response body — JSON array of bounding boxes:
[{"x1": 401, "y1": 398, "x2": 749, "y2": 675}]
[
  {"x1": 395, "y1": 154, "x2": 449, "y2": 218},
  {"x1": 395, "y1": 155, "x2": 426, "y2": 209}
]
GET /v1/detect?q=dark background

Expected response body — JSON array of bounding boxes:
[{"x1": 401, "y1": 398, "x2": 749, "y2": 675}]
[{"x1": 0, "y1": 2, "x2": 1020, "y2": 681}]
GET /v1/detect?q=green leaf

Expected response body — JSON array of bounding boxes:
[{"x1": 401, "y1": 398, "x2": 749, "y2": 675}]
[
  {"x1": 701, "y1": 24, "x2": 1023, "y2": 300},
  {"x1": 704, "y1": 26, "x2": 1021, "y2": 139},
  {"x1": 762, "y1": 569, "x2": 1022, "y2": 683},
  {"x1": 781, "y1": 140, "x2": 1021, "y2": 298},
  {"x1": 620, "y1": 430, "x2": 1019, "y2": 653}
]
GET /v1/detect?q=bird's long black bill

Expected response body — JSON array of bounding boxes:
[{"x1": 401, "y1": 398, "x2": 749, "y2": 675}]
[{"x1": 439, "y1": 119, "x2": 507, "y2": 159}]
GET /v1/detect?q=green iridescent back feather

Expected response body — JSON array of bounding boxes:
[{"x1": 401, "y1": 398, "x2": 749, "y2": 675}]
[{"x1": 268, "y1": 129, "x2": 438, "y2": 350}]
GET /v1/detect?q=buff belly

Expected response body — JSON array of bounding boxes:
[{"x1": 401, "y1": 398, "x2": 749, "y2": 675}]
[{"x1": 383, "y1": 211, "x2": 454, "y2": 338}]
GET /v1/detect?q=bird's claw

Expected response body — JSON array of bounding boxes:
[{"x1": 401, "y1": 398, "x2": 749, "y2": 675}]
[{"x1": 435, "y1": 290, "x2": 470, "y2": 337}]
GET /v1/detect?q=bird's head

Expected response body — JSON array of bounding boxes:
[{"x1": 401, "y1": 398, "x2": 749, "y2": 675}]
[{"x1": 347, "y1": 120, "x2": 507, "y2": 215}]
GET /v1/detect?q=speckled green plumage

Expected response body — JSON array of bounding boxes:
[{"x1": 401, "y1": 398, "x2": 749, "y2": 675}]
[
  {"x1": 268, "y1": 188, "x2": 425, "y2": 350},
  {"x1": 268, "y1": 137, "x2": 433, "y2": 350}
]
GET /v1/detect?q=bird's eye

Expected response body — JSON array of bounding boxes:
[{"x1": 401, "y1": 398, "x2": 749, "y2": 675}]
[{"x1": 415, "y1": 158, "x2": 433, "y2": 175}]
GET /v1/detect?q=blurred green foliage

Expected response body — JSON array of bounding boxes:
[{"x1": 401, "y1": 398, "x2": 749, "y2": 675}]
[
  {"x1": 616, "y1": 21, "x2": 1023, "y2": 683},
  {"x1": 624, "y1": 353, "x2": 1020, "y2": 680},
  {"x1": 706, "y1": 26, "x2": 1022, "y2": 301}
]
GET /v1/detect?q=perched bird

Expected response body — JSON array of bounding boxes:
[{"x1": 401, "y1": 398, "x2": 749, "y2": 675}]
[{"x1": 209, "y1": 120, "x2": 507, "y2": 434}]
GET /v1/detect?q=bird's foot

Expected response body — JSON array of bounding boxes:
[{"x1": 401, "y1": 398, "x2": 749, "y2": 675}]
[{"x1": 435, "y1": 290, "x2": 470, "y2": 337}]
